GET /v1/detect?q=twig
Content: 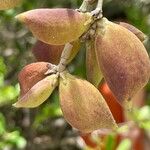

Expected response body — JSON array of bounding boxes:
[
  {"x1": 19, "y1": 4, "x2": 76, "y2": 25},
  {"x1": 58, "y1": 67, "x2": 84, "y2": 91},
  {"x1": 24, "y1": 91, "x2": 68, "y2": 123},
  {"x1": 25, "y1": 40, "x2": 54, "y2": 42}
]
[
  {"x1": 46, "y1": 0, "x2": 104, "y2": 75},
  {"x1": 78, "y1": 0, "x2": 103, "y2": 19},
  {"x1": 45, "y1": 43, "x2": 73, "y2": 75},
  {"x1": 91, "y1": 0, "x2": 103, "y2": 18},
  {"x1": 78, "y1": 0, "x2": 97, "y2": 12},
  {"x1": 57, "y1": 43, "x2": 73, "y2": 72}
]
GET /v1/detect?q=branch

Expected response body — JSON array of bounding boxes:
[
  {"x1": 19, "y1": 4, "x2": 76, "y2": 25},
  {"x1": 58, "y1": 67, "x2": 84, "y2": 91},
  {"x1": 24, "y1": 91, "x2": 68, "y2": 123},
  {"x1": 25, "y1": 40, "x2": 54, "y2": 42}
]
[
  {"x1": 78, "y1": 0, "x2": 103, "y2": 18},
  {"x1": 45, "y1": 43, "x2": 73, "y2": 75},
  {"x1": 91, "y1": 0, "x2": 103, "y2": 18},
  {"x1": 46, "y1": 0, "x2": 104, "y2": 75},
  {"x1": 57, "y1": 43, "x2": 73, "y2": 72},
  {"x1": 97, "y1": 0, "x2": 103, "y2": 11}
]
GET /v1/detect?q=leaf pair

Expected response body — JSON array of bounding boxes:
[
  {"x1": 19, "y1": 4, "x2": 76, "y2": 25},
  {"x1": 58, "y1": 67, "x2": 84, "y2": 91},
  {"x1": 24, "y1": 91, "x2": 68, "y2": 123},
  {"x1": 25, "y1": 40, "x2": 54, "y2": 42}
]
[
  {"x1": 14, "y1": 63, "x2": 117, "y2": 133},
  {"x1": 14, "y1": 62, "x2": 58, "y2": 108}
]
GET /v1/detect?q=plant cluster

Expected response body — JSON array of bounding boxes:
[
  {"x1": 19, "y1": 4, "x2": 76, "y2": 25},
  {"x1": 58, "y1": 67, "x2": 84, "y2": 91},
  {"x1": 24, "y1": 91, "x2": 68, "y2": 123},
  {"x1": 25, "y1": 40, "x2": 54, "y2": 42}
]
[{"x1": 0, "y1": 0, "x2": 150, "y2": 141}]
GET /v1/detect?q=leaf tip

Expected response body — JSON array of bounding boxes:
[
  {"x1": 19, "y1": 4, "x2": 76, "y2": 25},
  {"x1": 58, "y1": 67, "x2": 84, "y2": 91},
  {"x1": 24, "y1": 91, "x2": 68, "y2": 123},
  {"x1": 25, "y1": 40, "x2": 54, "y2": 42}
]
[
  {"x1": 15, "y1": 13, "x2": 26, "y2": 22},
  {"x1": 12, "y1": 103, "x2": 19, "y2": 108}
]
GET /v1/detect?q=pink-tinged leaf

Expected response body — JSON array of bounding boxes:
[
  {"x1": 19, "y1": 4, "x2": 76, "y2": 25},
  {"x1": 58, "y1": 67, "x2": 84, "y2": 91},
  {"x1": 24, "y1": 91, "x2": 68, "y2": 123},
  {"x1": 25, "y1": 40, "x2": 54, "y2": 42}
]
[
  {"x1": 16, "y1": 9, "x2": 92, "y2": 45},
  {"x1": 18, "y1": 62, "x2": 52, "y2": 96},
  {"x1": 95, "y1": 18, "x2": 150, "y2": 105},
  {"x1": 32, "y1": 41, "x2": 64, "y2": 64},
  {"x1": 59, "y1": 72, "x2": 117, "y2": 133},
  {"x1": 118, "y1": 22, "x2": 147, "y2": 42},
  {"x1": 32, "y1": 40, "x2": 80, "y2": 64},
  {"x1": 13, "y1": 74, "x2": 58, "y2": 108}
]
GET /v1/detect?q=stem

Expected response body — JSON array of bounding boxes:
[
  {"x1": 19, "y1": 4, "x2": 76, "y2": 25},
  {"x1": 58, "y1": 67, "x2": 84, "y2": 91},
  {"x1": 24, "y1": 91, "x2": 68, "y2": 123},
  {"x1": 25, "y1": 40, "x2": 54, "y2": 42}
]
[
  {"x1": 97, "y1": 0, "x2": 103, "y2": 12},
  {"x1": 45, "y1": 43, "x2": 73, "y2": 75},
  {"x1": 79, "y1": 0, "x2": 97, "y2": 12},
  {"x1": 46, "y1": 0, "x2": 104, "y2": 75},
  {"x1": 91, "y1": 0, "x2": 103, "y2": 18},
  {"x1": 79, "y1": 0, "x2": 89, "y2": 12},
  {"x1": 87, "y1": 0, "x2": 97, "y2": 4},
  {"x1": 79, "y1": 0, "x2": 103, "y2": 18},
  {"x1": 57, "y1": 43, "x2": 73, "y2": 72}
]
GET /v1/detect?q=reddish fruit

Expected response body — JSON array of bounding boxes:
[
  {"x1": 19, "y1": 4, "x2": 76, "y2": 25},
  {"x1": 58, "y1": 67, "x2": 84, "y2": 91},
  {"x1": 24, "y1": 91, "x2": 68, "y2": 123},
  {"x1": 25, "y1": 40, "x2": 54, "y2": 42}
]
[{"x1": 81, "y1": 133, "x2": 97, "y2": 148}]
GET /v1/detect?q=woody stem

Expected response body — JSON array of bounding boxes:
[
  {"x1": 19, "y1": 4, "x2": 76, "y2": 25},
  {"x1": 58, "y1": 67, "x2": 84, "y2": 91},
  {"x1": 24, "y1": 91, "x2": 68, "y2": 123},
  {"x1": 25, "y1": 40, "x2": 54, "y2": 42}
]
[
  {"x1": 97, "y1": 0, "x2": 103, "y2": 11},
  {"x1": 79, "y1": 0, "x2": 103, "y2": 18},
  {"x1": 90, "y1": 0, "x2": 103, "y2": 18},
  {"x1": 57, "y1": 43, "x2": 73, "y2": 72}
]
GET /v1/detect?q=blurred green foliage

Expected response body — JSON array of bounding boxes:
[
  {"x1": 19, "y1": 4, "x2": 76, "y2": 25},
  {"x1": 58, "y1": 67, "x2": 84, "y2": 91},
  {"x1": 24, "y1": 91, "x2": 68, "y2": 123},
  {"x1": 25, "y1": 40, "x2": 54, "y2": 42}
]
[
  {"x1": 116, "y1": 139, "x2": 132, "y2": 150},
  {"x1": 131, "y1": 106, "x2": 150, "y2": 130},
  {"x1": 0, "y1": 113, "x2": 26, "y2": 149},
  {"x1": 0, "y1": 57, "x2": 19, "y2": 106},
  {"x1": 101, "y1": 101, "x2": 150, "y2": 150},
  {"x1": 0, "y1": 0, "x2": 150, "y2": 149}
]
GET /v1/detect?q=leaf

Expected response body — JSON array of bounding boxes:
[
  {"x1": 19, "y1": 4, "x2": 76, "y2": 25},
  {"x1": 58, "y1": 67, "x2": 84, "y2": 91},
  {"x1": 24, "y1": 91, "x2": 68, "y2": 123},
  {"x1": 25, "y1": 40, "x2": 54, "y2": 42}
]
[
  {"x1": 118, "y1": 22, "x2": 147, "y2": 42},
  {"x1": 16, "y1": 8, "x2": 92, "y2": 45},
  {"x1": 32, "y1": 41, "x2": 64, "y2": 64},
  {"x1": 13, "y1": 74, "x2": 58, "y2": 108},
  {"x1": 18, "y1": 62, "x2": 51, "y2": 96},
  {"x1": 105, "y1": 134, "x2": 116, "y2": 150},
  {"x1": 59, "y1": 72, "x2": 117, "y2": 133},
  {"x1": 95, "y1": 18, "x2": 150, "y2": 104},
  {"x1": 32, "y1": 40, "x2": 80, "y2": 65},
  {"x1": 86, "y1": 40, "x2": 103, "y2": 87}
]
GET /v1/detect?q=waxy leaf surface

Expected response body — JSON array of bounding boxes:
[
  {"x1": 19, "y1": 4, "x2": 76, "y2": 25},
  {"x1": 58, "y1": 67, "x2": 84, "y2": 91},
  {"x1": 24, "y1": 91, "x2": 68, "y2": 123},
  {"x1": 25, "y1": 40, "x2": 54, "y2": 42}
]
[
  {"x1": 59, "y1": 72, "x2": 117, "y2": 133},
  {"x1": 95, "y1": 19, "x2": 150, "y2": 104},
  {"x1": 18, "y1": 62, "x2": 51, "y2": 96},
  {"x1": 16, "y1": 9, "x2": 92, "y2": 45},
  {"x1": 14, "y1": 74, "x2": 58, "y2": 108},
  {"x1": 86, "y1": 40, "x2": 103, "y2": 87}
]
